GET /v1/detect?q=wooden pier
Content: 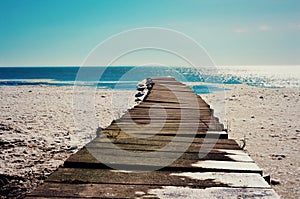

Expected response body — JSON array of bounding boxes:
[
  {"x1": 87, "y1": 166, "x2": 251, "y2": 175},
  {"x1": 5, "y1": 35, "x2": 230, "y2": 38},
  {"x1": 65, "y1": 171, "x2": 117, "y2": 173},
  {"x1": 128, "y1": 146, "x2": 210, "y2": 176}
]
[{"x1": 26, "y1": 77, "x2": 279, "y2": 198}]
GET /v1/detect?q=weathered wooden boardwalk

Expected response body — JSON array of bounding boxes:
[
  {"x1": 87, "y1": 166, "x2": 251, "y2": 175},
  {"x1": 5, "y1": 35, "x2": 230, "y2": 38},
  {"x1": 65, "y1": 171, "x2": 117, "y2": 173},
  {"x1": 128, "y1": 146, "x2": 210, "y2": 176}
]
[{"x1": 27, "y1": 77, "x2": 279, "y2": 198}]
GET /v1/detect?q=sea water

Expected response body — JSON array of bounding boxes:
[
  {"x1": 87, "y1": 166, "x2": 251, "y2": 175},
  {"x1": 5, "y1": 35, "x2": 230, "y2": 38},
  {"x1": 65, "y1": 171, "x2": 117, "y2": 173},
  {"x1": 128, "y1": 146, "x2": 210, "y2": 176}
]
[{"x1": 0, "y1": 66, "x2": 299, "y2": 94}]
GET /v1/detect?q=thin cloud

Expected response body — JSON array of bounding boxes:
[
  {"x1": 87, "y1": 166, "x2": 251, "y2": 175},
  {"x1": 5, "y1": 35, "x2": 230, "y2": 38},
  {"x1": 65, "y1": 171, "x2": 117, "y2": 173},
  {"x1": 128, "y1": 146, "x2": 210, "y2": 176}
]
[
  {"x1": 234, "y1": 28, "x2": 248, "y2": 33},
  {"x1": 258, "y1": 25, "x2": 272, "y2": 31},
  {"x1": 234, "y1": 25, "x2": 273, "y2": 33},
  {"x1": 287, "y1": 22, "x2": 300, "y2": 29}
]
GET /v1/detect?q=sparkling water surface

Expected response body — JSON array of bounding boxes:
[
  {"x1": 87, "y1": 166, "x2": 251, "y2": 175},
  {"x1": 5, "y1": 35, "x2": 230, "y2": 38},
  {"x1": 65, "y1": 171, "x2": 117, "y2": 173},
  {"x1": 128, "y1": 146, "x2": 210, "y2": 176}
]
[{"x1": 0, "y1": 66, "x2": 299, "y2": 94}]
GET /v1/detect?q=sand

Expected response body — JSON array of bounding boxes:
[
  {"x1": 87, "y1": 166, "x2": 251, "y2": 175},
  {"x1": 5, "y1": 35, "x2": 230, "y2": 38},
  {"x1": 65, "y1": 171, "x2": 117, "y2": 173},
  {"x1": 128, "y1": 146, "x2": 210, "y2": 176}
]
[
  {"x1": 0, "y1": 85, "x2": 136, "y2": 198},
  {"x1": 0, "y1": 84, "x2": 299, "y2": 198},
  {"x1": 202, "y1": 84, "x2": 300, "y2": 198}
]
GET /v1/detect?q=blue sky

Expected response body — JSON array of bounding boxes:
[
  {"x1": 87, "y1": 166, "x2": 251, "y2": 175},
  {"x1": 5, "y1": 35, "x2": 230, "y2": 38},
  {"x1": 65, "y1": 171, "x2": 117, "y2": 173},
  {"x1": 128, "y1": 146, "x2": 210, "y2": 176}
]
[{"x1": 0, "y1": 0, "x2": 299, "y2": 66}]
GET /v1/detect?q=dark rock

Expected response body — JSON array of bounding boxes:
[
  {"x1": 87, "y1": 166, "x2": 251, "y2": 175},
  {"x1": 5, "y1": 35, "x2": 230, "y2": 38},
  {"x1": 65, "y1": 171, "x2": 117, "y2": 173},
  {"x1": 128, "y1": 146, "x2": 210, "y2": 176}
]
[
  {"x1": 68, "y1": 146, "x2": 78, "y2": 151},
  {"x1": 270, "y1": 179, "x2": 280, "y2": 185},
  {"x1": 269, "y1": 134, "x2": 279, "y2": 138},
  {"x1": 96, "y1": 127, "x2": 102, "y2": 136},
  {"x1": 145, "y1": 78, "x2": 154, "y2": 90},
  {"x1": 137, "y1": 84, "x2": 146, "y2": 91},
  {"x1": 146, "y1": 84, "x2": 153, "y2": 90},
  {"x1": 259, "y1": 96, "x2": 264, "y2": 99},
  {"x1": 271, "y1": 154, "x2": 286, "y2": 160},
  {"x1": 263, "y1": 174, "x2": 271, "y2": 184},
  {"x1": 137, "y1": 87, "x2": 145, "y2": 91},
  {"x1": 135, "y1": 92, "x2": 144, "y2": 98}
]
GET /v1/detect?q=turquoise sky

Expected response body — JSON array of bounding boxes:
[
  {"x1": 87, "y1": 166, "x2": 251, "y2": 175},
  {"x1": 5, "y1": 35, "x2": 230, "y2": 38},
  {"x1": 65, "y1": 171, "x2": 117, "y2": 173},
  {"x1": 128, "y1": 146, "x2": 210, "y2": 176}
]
[{"x1": 0, "y1": 0, "x2": 299, "y2": 66}]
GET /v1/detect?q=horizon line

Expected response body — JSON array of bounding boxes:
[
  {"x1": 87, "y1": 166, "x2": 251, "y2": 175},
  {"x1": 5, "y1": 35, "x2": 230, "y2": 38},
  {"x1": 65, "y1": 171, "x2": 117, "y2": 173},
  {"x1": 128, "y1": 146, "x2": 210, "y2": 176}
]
[{"x1": 0, "y1": 65, "x2": 300, "y2": 67}]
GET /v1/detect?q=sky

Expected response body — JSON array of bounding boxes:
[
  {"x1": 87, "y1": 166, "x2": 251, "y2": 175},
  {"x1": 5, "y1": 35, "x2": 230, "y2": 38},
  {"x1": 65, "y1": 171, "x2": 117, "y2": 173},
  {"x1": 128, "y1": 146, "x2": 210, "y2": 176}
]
[{"x1": 0, "y1": 0, "x2": 299, "y2": 66}]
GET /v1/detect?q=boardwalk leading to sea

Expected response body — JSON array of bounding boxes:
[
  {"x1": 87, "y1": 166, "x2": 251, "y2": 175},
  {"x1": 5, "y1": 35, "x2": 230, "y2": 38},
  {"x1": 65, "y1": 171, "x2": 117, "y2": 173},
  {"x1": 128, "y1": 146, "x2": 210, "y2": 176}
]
[{"x1": 26, "y1": 77, "x2": 279, "y2": 198}]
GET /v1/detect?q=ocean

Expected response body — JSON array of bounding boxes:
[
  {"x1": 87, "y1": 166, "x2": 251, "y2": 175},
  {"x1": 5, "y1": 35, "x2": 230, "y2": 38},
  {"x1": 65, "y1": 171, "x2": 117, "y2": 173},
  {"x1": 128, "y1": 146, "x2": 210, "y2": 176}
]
[{"x1": 0, "y1": 66, "x2": 299, "y2": 94}]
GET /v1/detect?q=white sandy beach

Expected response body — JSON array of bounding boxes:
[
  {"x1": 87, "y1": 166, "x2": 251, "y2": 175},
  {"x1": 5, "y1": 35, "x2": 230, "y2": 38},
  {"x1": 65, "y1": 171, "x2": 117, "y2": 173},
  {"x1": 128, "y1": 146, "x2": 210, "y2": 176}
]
[
  {"x1": 0, "y1": 84, "x2": 299, "y2": 198},
  {"x1": 0, "y1": 85, "x2": 136, "y2": 198}
]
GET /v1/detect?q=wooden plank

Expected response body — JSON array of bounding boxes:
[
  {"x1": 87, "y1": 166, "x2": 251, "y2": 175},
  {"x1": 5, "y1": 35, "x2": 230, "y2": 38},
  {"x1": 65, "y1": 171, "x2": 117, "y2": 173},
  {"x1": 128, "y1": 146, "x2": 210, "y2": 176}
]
[
  {"x1": 127, "y1": 109, "x2": 214, "y2": 116},
  {"x1": 147, "y1": 187, "x2": 280, "y2": 199},
  {"x1": 118, "y1": 118, "x2": 217, "y2": 123},
  {"x1": 128, "y1": 107, "x2": 213, "y2": 113},
  {"x1": 45, "y1": 168, "x2": 264, "y2": 186},
  {"x1": 136, "y1": 104, "x2": 212, "y2": 110},
  {"x1": 128, "y1": 114, "x2": 212, "y2": 120},
  {"x1": 151, "y1": 87, "x2": 194, "y2": 93},
  {"x1": 123, "y1": 114, "x2": 215, "y2": 120},
  {"x1": 64, "y1": 145, "x2": 242, "y2": 168},
  {"x1": 143, "y1": 90, "x2": 209, "y2": 104},
  {"x1": 27, "y1": 183, "x2": 162, "y2": 198},
  {"x1": 191, "y1": 160, "x2": 261, "y2": 174},
  {"x1": 45, "y1": 168, "x2": 230, "y2": 186},
  {"x1": 151, "y1": 78, "x2": 183, "y2": 83},
  {"x1": 64, "y1": 147, "x2": 253, "y2": 166},
  {"x1": 120, "y1": 110, "x2": 214, "y2": 117},
  {"x1": 124, "y1": 114, "x2": 215, "y2": 119},
  {"x1": 116, "y1": 118, "x2": 217, "y2": 123},
  {"x1": 64, "y1": 137, "x2": 246, "y2": 169},
  {"x1": 105, "y1": 126, "x2": 224, "y2": 132},
  {"x1": 91, "y1": 137, "x2": 236, "y2": 144},
  {"x1": 101, "y1": 129, "x2": 228, "y2": 139},
  {"x1": 146, "y1": 87, "x2": 193, "y2": 93},
  {"x1": 63, "y1": 158, "x2": 261, "y2": 173},
  {"x1": 86, "y1": 138, "x2": 240, "y2": 150},
  {"x1": 64, "y1": 149, "x2": 260, "y2": 173},
  {"x1": 106, "y1": 123, "x2": 224, "y2": 130},
  {"x1": 169, "y1": 172, "x2": 269, "y2": 188},
  {"x1": 128, "y1": 107, "x2": 213, "y2": 112},
  {"x1": 27, "y1": 186, "x2": 279, "y2": 199},
  {"x1": 123, "y1": 117, "x2": 215, "y2": 123},
  {"x1": 144, "y1": 97, "x2": 210, "y2": 105},
  {"x1": 138, "y1": 102, "x2": 210, "y2": 109}
]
